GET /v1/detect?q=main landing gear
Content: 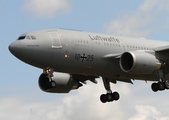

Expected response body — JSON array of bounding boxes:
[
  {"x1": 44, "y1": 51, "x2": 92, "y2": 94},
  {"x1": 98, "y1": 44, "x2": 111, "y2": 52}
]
[
  {"x1": 151, "y1": 81, "x2": 169, "y2": 92},
  {"x1": 151, "y1": 70, "x2": 169, "y2": 92},
  {"x1": 100, "y1": 78, "x2": 120, "y2": 103},
  {"x1": 43, "y1": 68, "x2": 56, "y2": 89}
]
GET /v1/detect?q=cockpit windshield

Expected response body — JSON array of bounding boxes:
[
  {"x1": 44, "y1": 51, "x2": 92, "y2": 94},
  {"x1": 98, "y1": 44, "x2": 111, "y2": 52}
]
[
  {"x1": 30, "y1": 36, "x2": 36, "y2": 40},
  {"x1": 17, "y1": 35, "x2": 36, "y2": 40},
  {"x1": 17, "y1": 36, "x2": 26, "y2": 40}
]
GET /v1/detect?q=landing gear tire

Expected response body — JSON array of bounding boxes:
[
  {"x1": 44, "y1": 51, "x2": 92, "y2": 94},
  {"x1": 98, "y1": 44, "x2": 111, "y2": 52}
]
[
  {"x1": 47, "y1": 81, "x2": 56, "y2": 88},
  {"x1": 151, "y1": 83, "x2": 158, "y2": 92},
  {"x1": 158, "y1": 82, "x2": 165, "y2": 91},
  {"x1": 152, "y1": 70, "x2": 169, "y2": 92},
  {"x1": 100, "y1": 92, "x2": 120, "y2": 103},
  {"x1": 165, "y1": 80, "x2": 169, "y2": 89},
  {"x1": 50, "y1": 81, "x2": 56, "y2": 88},
  {"x1": 151, "y1": 81, "x2": 167, "y2": 92},
  {"x1": 100, "y1": 94, "x2": 107, "y2": 103},
  {"x1": 113, "y1": 92, "x2": 120, "y2": 101},
  {"x1": 106, "y1": 93, "x2": 114, "y2": 102}
]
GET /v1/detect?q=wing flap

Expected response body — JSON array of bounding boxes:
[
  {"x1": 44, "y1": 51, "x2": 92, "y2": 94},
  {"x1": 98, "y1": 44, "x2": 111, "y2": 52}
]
[
  {"x1": 111, "y1": 79, "x2": 133, "y2": 84},
  {"x1": 72, "y1": 74, "x2": 99, "y2": 84}
]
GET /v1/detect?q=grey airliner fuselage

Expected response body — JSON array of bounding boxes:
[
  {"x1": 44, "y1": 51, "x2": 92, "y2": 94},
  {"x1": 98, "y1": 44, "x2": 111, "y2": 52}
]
[{"x1": 9, "y1": 28, "x2": 169, "y2": 103}]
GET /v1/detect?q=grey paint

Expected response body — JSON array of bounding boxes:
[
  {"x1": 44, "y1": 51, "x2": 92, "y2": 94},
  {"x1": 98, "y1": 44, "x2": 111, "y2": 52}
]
[{"x1": 9, "y1": 28, "x2": 169, "y2": 82}]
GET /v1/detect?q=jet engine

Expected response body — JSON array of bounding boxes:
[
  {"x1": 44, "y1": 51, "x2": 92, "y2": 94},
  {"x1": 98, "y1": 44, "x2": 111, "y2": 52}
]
[
  {"x1": 120, "y1": 51, "x2": 161, "y2": 74},
  {"x1": 38, "y1": 72, "x2": 82, "y2": 93}
]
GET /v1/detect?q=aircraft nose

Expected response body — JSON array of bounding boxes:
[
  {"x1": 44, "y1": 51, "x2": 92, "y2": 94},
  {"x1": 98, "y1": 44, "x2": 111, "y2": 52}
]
[{"x1": 8, "y1": 41, "x2": 21, "y2": 57}]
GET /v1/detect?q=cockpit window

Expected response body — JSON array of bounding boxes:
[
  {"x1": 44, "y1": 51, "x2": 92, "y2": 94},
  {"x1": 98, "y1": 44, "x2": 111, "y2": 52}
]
[
  {"x1": 17, "y1": 36, "x2": 26, "y2": 40},
  {"x1": 17, "y1": 35, "x2": 36, "y2": 40},
  {"x1": 26, "y1": 36, "x2": 31, "y2": 39},
  {"x1": 31, "y1": 36, "x2": 36, "y2": 40}
]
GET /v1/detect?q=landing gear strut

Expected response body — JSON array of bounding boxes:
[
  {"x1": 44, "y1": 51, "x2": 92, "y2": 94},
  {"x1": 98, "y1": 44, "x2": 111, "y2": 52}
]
[
  {"x1": 151, "y1": 70, "x2": 169, "y2": 92},
  {"x1": 43, "y1": 68, "x2": 56, "y2": 88},
  {"x1": 100, "y1": 78, "x2": 120, "y2": 103}
]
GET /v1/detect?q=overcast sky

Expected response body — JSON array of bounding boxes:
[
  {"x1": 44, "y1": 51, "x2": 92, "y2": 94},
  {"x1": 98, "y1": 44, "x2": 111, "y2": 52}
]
[{"x1": 1, "y1": 0, "x2": 169, "y2": 120}]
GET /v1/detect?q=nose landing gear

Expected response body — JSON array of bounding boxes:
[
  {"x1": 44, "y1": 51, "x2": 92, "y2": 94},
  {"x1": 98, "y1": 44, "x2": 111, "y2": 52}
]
[{"x1": 43, "y1": 68, "x2": 56, "y2": 88}]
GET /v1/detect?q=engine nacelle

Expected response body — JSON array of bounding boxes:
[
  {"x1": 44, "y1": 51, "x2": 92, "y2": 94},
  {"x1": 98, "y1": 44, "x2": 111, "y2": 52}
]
[
  {"x1": 120, "y1": 51, "x2": 161, "y2": 74},
  {"x1": 38, "y1": 72, "x2": 81, "y2": 93}
]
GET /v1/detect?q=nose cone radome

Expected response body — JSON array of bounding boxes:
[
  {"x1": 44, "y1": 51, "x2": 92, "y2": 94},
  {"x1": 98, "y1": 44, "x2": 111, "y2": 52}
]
[{"x1": 8, "y1": 41, "x2": 21, "y2": 58}]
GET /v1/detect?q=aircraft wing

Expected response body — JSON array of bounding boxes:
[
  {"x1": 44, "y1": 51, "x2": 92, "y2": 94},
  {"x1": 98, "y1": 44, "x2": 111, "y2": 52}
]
[
  {"x1": 103, "y1": 45, "x2": 169, "y2": 60},
  {"x1": 111, "y1": 79, "x2": 133, "y2": 84},
  {"x1": 103, "y1": 53, "x2": 121, "y2": 62},
  {"x1": 154, "y1": 45, "x2": 169, "y2": 52},
  {"x1": 72, "y1": 74, "x2": 133, "y2": 85},
  {"x1": 72, "y1": 74, "x2": 99, "y2": 84},
  {"x1": 154, "y1": 45, "x2": 169, "y2": 61}
]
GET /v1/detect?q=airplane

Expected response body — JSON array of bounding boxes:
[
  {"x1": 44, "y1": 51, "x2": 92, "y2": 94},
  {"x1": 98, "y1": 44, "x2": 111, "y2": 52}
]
[{"x1": 8, "y1": 28, "x2": 169, "y2": 103}]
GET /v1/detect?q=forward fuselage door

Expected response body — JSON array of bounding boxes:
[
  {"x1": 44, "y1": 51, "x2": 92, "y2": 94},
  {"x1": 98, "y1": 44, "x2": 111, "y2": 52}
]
[{"x1": 48, "y1": 31, "x2": 62, "y2": 49}]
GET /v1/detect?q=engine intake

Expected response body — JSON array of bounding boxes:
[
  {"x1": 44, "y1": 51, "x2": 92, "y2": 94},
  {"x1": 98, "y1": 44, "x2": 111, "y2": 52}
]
[
  {"x1": 120, "y1": 51, "x2": 161, "y2": 74},
  {"x1": 38, "y1": 72, "x2": 82, "y2": 93}
]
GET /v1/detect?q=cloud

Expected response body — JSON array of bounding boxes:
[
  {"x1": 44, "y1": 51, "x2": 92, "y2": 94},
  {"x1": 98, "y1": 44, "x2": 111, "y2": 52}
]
[
  {"x1": 129, "y1": 105, "x2": 169, "y2": 120},
  {"x1": 24, "y1": 0, "x2": 71, "y2": 18},
  {"x1": 103, "y1": 0, "x2": 169, "y2": 37},
  {"x1": 1, "y1": 80, "x2": 169, "y2": 120},
  {"x1": 0, "y1": 80, "x2": 131, "y2": 120}
]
